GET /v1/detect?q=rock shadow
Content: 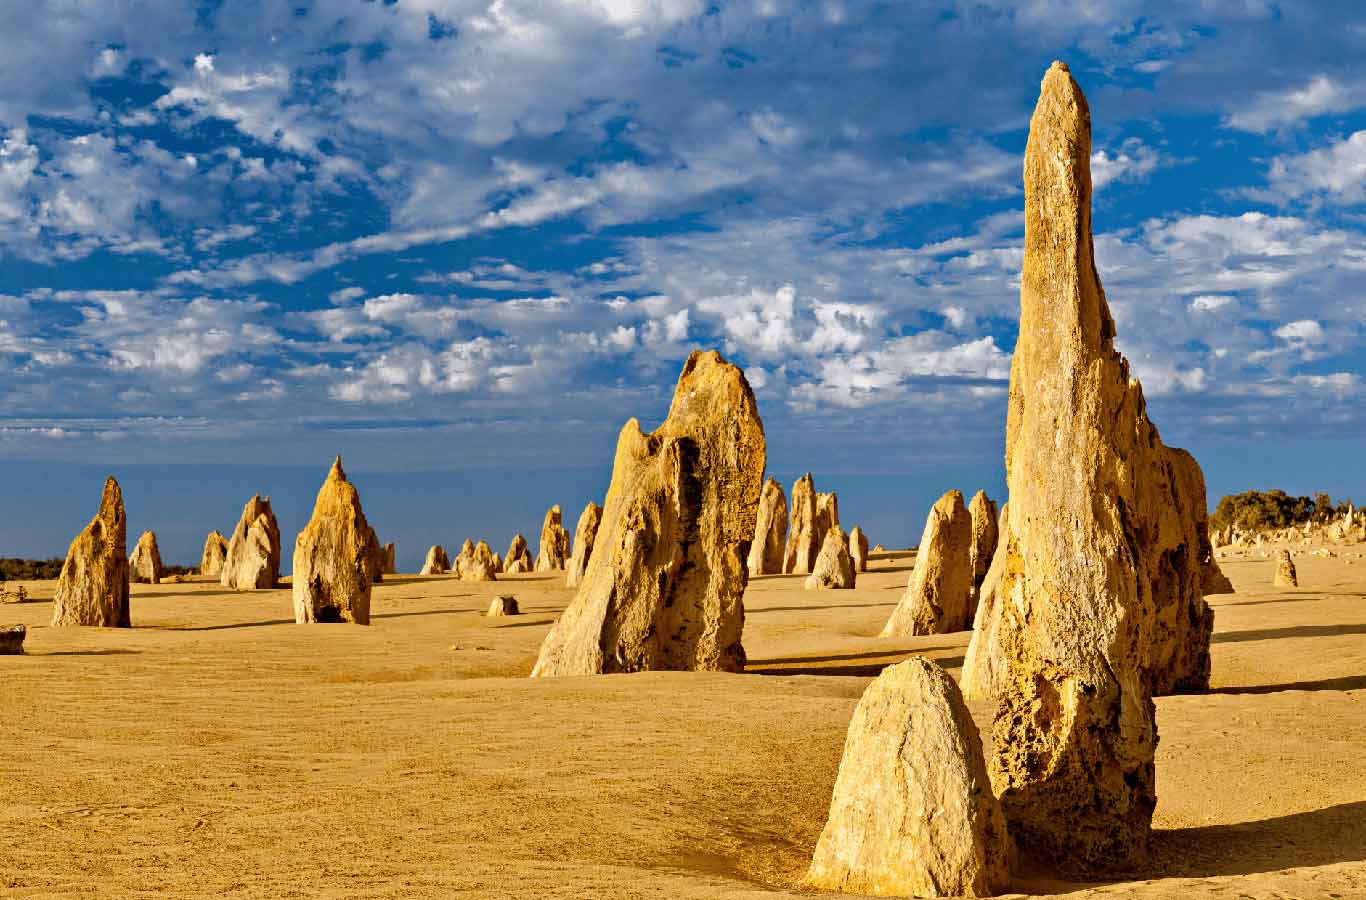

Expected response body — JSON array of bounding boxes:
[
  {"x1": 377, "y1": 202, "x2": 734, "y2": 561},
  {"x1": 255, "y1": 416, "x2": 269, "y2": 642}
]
[
  {"x1": 1153, "y1": 800, "x2": 1366, "y2": 877},
  {"x1": 1212, "y1": 622, "x2": 1366, "y2": 643},
  {"x1": 1210, "y1": 674, "x2": 1366, "y2": 695}
]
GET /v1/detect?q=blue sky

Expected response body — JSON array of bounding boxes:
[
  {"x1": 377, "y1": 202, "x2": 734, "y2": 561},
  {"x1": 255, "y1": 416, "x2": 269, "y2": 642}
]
[{"x1": 1, "y1": 1, "x2": 1363, "y2": 565}]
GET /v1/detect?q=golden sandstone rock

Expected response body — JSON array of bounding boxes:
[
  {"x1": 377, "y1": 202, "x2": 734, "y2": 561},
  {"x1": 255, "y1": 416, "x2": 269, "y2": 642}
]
[
  {"x1": 746, "y1": 477, "x2": 788, "y2": 577},
  {"x1": 1274, "y1": 550, "x2": 1298, "y2": 587},
  {"x1": 531, "y1": 351, "x2": 765, "y2": 677},
  {"x1": 804, "y1": 524, "x2": 855, "y2": 590},
  {"x1": 966, "y1": 490, "x2": 998, "y2": 610},
  {"x1": 292, "y1": 457, "x2": 374, "y2": 625},
  {"x1": 566, "y1": 501, "x2": 603, "y2": 588},
  {"x1": 201, "y1": 530, "x2": 228, "y2": 579},
  {"x1": 881, "y1": 490, "x2": 973, "y2": 637},
  {"x1": 52, "y1": 476, "x2": 130, "y2": 628},
  {"x1": 806, "y1": 657, "x2": 1010, "y2": 898},
  {"x1": 848, "y1": 525, "x2": 869, "y2": 573},
  {"x1": 129, "y1": 530, "x2": 163, "y2": 584},
  {"x1": 458, "y1": 540, "x2": 498, "y2": 582},
  {"x1": 534, "y1": 506, "x2": 570, "y2": 572},
  {"x1": 988, "y1": 62, "x2": 1217, "y2": 873},
  {"x1": 221, "y1": 494, "x2": 281, "y2": 590},
  {"x1": 421, "y1": 545, "x2": 450, "y2": 575},
  {"x1": 503, "y1": 534, "x2": 533, "y2": 573},
  {"x1": 382, "y1": 542, "x2": 396, "y2": 575},
  {"x1": 960, "y1": 504, "x2": 1008, "y2": 703},
  {"x1": 784, "y1": 475, "x2": 838, "y2": 574}
]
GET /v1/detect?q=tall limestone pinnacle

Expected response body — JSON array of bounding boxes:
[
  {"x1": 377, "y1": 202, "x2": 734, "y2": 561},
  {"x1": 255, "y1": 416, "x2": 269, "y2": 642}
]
[
  {"x1": 990, "y1": 61, "x2": 1215, "y2": 874},
  {"x1": 292, "y1": 455, "x2": 375, "y2": 625},
  {"x1": 52, "y1": 476, "x2": 130, "y2": 627},
  {"x1": 531, "y1": 350, "x2": 765, "y2": 677}
]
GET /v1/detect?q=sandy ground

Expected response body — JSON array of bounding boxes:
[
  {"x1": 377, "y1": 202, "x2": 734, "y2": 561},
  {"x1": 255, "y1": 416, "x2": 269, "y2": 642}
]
[{"x1": 2, "y1": 549, "x2": 1363, "y2": 899}]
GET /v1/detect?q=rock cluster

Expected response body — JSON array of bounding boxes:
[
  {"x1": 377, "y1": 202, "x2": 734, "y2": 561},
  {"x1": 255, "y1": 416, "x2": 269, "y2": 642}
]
[
  {"x1": 1274, "y1": 550, "x2": 1298, "y2": 587},
  {"x1": 783, "y1": 475, "x2": 838, "y2": 574},
  {"x1": 201, "y1": 531, "x2": 228, "y2": 579},
  {"x1": 534, "y1": 506, "x2": 570, "y2": 572},
  {"x1": 881, "y1": 490, "x2": 974, "y2": 637},
  {"x1": 129, "y1": 530, "x2": 163, "y2": 584},
  {"x1": 804, "y1": 525, "x2": 855, "y2": 590},
  {"x1": 849, "y1": 525, "x2": 869, "y2": 573},
  {"x1": 221, "y1": 495, "x2": 282, "y2": 590},
  {"x1": 456, "y1": 539, "x2": 498, "y2": 582},
  {"x1": 532, "y1": 350, "x2": 765, "y2": 677},
  {"x1": 566, "y1": 501, "x2": 603, "y2": 588},
  {"x1": 806, "y1": 657, "x2": 1010, "y2": 898},
  {"x1": 503, "y1": 534, "x2": 533, "y2": 573},
  {"x1": 52, "y1": 476, "x2": 130, "y2": 628},
  {"x1": 421, "y1": 545, "x2": 450, "y2": 575},
  {"x1": 292, "y1": 457, "x2": 374, "y2": 625},
  {"x1": 986, "y1": 62, "x2": 1219, "y2": 873}
]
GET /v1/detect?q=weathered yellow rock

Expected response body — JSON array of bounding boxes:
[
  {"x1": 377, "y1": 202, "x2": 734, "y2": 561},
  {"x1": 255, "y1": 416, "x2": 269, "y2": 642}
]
[
  {"x1": 420, "y1": 545, "x2": 450, "y2": 575},
  {"x1": 129, "y1": 530, "x2": 163, "y2": 584},
  {"x1": 804, "y1": 525, "x2": 855, "y2": 590},
  {"x1": 52, "y1": 476, "x2": 130, "y2": 628},
  {"x1": 848, "y1": 525, "x2": 869, "y2": 573},
  {"x1": 221, "y1": 495, "x2": 281, "y2": 590},
  {"x1": 487, "y1": 594, "x2": 520, "y2": 617},
  {"x1": 459, "y1": 540, "x2": 498, "y2": 582},
  {"x1": 967, "y1": 491, "x2": 998, "y2": 611},
  {"x1": 531, "y1": 351, "x2": 765, "y2": 676},
  {"x1": 961, "y1": 504, "x2": 1009, "y2": 703},
  {"x1": 881, "y1": 490, "x2": 973, "y2": 637},
  {"x1": 783, "y1": 473, "x2": 819, "y2": 574},
  {"x1": 534, "y1": 506, "x2": 570, "y2": 572},
  {"x1": 1274, "y1": 550, "x2": 1298, "y2": 587},
  {"x1": 382, "y1": 542, "x2": 396, "y2": 575},
  {"x1": 746, "y1": 478, "x2": 788, "y2": 576},
  {"x1": 806, "y1": 657, "x2": 1010, "y2": 898},
  {"x1": 1168, "y1": 450, "x2": 1234, "y2": 597},
  {"x1": 363, "y1": 526, "x2": 385, "y2": 584},
  {"x1": 292, "y1": 457, "x2": 374, "y2": 625},
  {"x1": 503, "y1": 534, "x2": 532, "y2": 573},
  {"x1": 566, "y1": 501, "x2": 603, "y2": 588},
  {"x1": 201, "y1": 530, "x2": 228, "y2": 579},
  {"x1": 988, "y1": 62, "x2": 1217, "y2": 873}
]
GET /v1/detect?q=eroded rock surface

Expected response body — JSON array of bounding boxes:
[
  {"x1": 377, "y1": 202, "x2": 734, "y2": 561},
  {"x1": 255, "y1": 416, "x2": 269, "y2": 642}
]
[
  {"x1": 421, "y1": 545, "x2": 450, "y2": 575},
  {"x1": 201, "y1": 531, "x2": 228, "y2": 579},
  {"x1": 881, "y1": 490, "x2": 973, "y2": 637},
  {"x1": 746, "y1": 478, "x2": 788, "y2": 577},
  {"x1": 806, "y1": 657, "x2": 1010, "y2": 898},
  {"x1": 804, "y1": 525, "x2": 855, "y2": 590},
  {"x1": 1274, "y1": 550, "x2": 1298, "y2": 587},
  {"x1": 849, "y1": 525, "x2": 869, "y2": 573},
  {"x1": 783, "y1": 473, "x2": 819, "y2": 574},
  {"x1": 129, "y1": 531, "x2": 163, "y2": 585},
  {"x1": 531, "y1": 350, "x2": 765, "y2": 677},
  {"x1": 534, "y1": 507, "x2": 570, "y2": 572},
  {"x1": 967, "y1": 491, "x2": 998, "y2": 607},
  {"x1": 566, "y1": 501, "x2": 603, "y2": 588},
  {"x1": 221, "y1": 495, "x2": 281, "y2": 591},
  {"x1": 504, "y1": 534, "x2": 533, "y2": 574},
  {"x1": 52, "y1": 476, "x2": 130, "y2": 628},
  {"x1": 291, "y1": 457, "x2": 374, "y2": 625}
]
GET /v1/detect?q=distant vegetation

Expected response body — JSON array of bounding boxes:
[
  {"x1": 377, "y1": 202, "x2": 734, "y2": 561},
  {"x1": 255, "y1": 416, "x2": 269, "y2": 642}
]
[
  {"x1": 1210, "y1": 490, "x2": 1353, "y2": 533},
  {"x1": 1, "y1": 559, "x2": 196, "y2": 581}
]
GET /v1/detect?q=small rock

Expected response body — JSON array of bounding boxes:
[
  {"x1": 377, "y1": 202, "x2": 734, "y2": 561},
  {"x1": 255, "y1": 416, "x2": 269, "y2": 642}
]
[
  {"x1": 0, "y1": 624, "x2": 25, "y2": 654},
  {"x1": 487, "y1": 595, "x2": 520, "y2": 617}
]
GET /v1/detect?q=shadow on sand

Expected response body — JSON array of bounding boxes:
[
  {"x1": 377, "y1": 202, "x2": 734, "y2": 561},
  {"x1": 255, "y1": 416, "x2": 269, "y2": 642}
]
[
  {"x1": 1153, "y1": 800, "x2": 1366, "y2": 878},
  {"x1": 1212, "y1": 622, "x2": 1366, "y2": 644},
  {"x1": 747, "y1": 651, "x2": 964, "y2": 678},
  {"x1": 1211, "y1": 674, "x2": 1366, "y2": 695},
  {"x1": 34, "y1": 648, "x2": 141, "y2": 656},
  {"x1": 749, "y1": 601, "x2": 896, "y2": 614}
]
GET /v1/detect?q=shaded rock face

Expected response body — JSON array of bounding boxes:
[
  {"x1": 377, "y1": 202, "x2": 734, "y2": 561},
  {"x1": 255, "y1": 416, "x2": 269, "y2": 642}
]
[
  {"x1": 881, "y1": 490, "x2": 974, "y2": 637},
  {"x1": 487, "y1": 595, "x2": 520, "y2": 617},
  {"x1": 961, "y1": 505, "x2": 1009, "y2": 703},
  {"x1": 806, "y1": 657, "x2": 1010, "y2": 899},
  {"x1": 1274, "y1": 550, "x2": 1298, "y2": 587},
  {"x1": 0, "y1": 624, "x2": 25, "y2": 654},
  {"x1": 967, "y1": 491, "x2": 999, "y2": 605},
  {"x1": 129, "y1": 531, "x2": 163, "y2": 584},
  {"x1": 292, "y1": 457, "x2": 374, "y2": 625},
  {"x1": 804, "y1": 525, "x2": 855, "y2": 590},
  {"x1": 783, "y1": 474, "x2": 819, "y2": 574},
  {"x1": 532, "y1": 350, "x2": 765, "y2": 677},
  {"x1": 849, "y1": 526, "x2": 869, "y2": 573},
  {"x1": 816, "y1": 492, "x2": 839, "y2": 542},
  {"x1": 989, "y1": 62, "x2": 1218, "y2": 874},
  {"x1": 52, "y1": 476, "x2": 130, "y2": 628},
  {"x1": 221, "y1": 495, "x2": 282, "y2": 591},
  {"x1": 201, "y1": 531, "x2": 229, "y2": 579},
  {"x1": 491, "y1": 552, "x2": 503, "y2": 574},
  {"x1": 566, "y1": 501, "x2": 603, "y2": 588},
  {"x1": 1167, "y1": 450, "x2": 1233, "y2": 598},
  {"x1": 746, "y1": 478, "x2": 788, "y2": 577},
  {"x1": 421, "y1": 545, "x2": 450, "y2": 575},
  {"x1": 363, "y1": 527, "x2": 385, "y2": 584},
  {"x1": 504, "y1": 534, "x2": 533, "y2": 574},
  {"x1": 534, "y1": 506, "x2": 571, "y2": 572},
  {"x1": 382, "y1": 543, "x2": 396, "y2": 575}
]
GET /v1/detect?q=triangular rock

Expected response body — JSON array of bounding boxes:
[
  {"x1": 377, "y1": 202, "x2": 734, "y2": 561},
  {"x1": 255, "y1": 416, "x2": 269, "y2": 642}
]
[
  {"x1": 52, "y1": 476, "x2": 130, "y2": 628},
  {"x1": 746, "y1": 478, "x2": 788, "y2": 576},
  {"x1": 292, "y1": 456, "x2": 374, "y2": 625}
]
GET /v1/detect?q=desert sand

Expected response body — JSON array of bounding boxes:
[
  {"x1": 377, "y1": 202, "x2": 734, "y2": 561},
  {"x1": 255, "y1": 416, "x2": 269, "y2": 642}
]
[{"x1": 2, "y1": 549, "x2": 1363, "y2": 898}]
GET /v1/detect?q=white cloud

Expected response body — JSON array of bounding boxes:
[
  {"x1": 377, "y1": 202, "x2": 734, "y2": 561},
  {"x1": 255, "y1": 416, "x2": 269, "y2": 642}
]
[
  {"x1": 1091, "y1": 139, "x2": 1166, "y2": 189},
  {"x1": 1273, "y1": 319, "x2": 1325, "y2": 342},
  {"x1": 1263, "y1": 131, "x2": 1366, "y2": 205},
  {"x1": 1225, "y1": 75, "x2": 1363, "y2": 132}
]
